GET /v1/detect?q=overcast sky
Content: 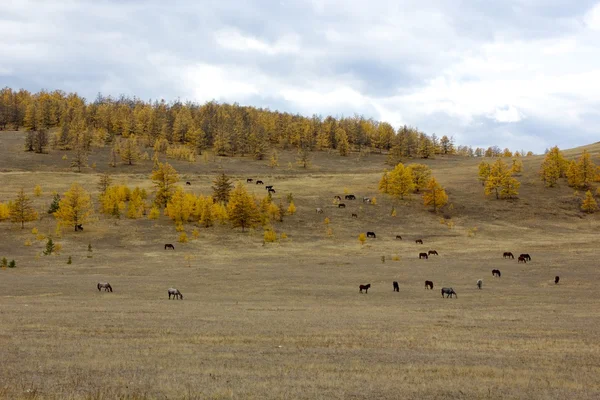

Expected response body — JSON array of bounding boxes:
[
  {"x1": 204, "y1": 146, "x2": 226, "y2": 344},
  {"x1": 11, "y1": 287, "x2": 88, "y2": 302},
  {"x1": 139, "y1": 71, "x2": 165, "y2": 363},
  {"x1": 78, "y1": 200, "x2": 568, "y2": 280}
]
[{"x1": 1, "y1": 0, "x2": 600, "y2": 152}]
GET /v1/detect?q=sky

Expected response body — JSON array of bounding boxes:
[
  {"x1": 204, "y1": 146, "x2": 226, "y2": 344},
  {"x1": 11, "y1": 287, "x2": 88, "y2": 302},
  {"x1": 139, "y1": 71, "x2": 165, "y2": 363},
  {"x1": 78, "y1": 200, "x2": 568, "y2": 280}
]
[{"x1": 1, "y1": 0, "x2": 600, "y2": 153}]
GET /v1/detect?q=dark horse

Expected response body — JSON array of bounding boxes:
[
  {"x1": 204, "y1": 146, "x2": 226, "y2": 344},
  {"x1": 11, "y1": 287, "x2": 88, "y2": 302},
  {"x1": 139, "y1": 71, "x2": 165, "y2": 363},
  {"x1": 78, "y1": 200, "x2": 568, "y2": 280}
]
[
  {"x1": 256, "y1": 180, "x2": 264, "y2": 185},
  {"x1": 186, "y1": 181, "x2": 191, "y2": 185},
  {"x1": 395, "y1": 235, "x2": 402, "y2": 240},
  {"x1": 168, "y1": 288, "x2": 183, "y2": 299},
  {"x1": 268, "y1": 188, "x2": 276, "y2": 194},
  {"x1": 555, "y1": 276, "x2": 560, "y2": 284},
  {"x1": 428, "y1": 250, "x2": 438, "y2": 256},
  {"x1": 352, "y1": 213, "x2": 358, "y2": 218},
  {"x1": 97, "y1": 282, "x2": 113, "y2": 292},
  {"x1": 345, "y1": 194, "x2": 356, "y2": 200},
  {"x1": 165, "y1": 244, "x2": 175, "y2": 250},
  {"x1": 518, "y1": 256, "x2": 527, "y2": 263},
  {"x1": 503, "y1": 252, "x2": 514, "y2": 259},
  {"x1": 492, "y1": 269, "x2": 501, "y2": 277},
  {"x1": 424, "y1": 280, "x2": 434, "y2": 290},
  {"x1": 393, "y1": 281, "x2": 399, "y2": 292},
  {"x1": 338, "y1": 203, "x2": 346, "y2": 208},
  {"x1": 419, "y1": 252, "x2": 428, "y2": 259},
  {"x1": 441, "y1": 287, "x2": 457, "y2": 298},
  {"x1": 334, "y1": 195, "x2": 342, "y2": 201},
  {"x1": 520, "y1": 253, "x2": 531, "y2": 261},
  {"x1": 246, "y1": 178, "x2": 253, "y2": 183},
  {"x1": 75, "y1": 224, "x2": 83, "y2": 231},
  {"x1": 265, "y1": 185, "x2": 273, "y2": 190},
  {"x1": 366, "y1": 231, "x2": 376, "y2": 238},
  {"x1": 359, "y1": 284, "x2": 371, "y2": 293},
  {"x1": 415, "y1": 239, "x2": 423, "y2": 244}
]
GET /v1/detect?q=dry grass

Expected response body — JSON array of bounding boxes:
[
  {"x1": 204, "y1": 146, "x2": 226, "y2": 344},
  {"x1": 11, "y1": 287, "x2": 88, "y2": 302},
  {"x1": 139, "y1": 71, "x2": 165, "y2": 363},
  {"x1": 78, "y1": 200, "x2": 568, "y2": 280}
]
[{"x1": 1, "y1": 131, "x2": 600, "y2": 399}]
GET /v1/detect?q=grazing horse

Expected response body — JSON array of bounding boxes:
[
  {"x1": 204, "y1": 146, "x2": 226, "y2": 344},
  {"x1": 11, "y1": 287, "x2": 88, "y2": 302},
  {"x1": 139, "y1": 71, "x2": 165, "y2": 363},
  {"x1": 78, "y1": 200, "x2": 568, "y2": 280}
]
[
  {"x1": 164, "y1": 244, "x2": 175, "y2": 250},
  {"x1": 338, "y1": 203, "x2": 346, "y2": 208},
  {"x1": 520, "y1": 253, "x2": 531, "y2": 261},
  {"x1": 395, "y1": 235, "x2": 402, "y2": 240},
  {"x1": 503, "y1": 252, "x2": 514, "y2": 259},
  {"x1": 246, "y1": 178, "x2": 253, "y2": 183},
  {"x1": 345, "y1": 194, "x2": 356, "y2": 200},
  {"x1": 265, "y1": 185, "x2": 273, "y2": 190},
  {"x1": 316, "y1": 208, "x2": 324, "y2": 214},
  {"x1": 428, "y1": 250, "x2": 438, "y2": 256},
  {"x1": 424, "y1": 280, "x2": 434, "y2": 290},
  {"x1": 393, "y1": 281, "x2": 399, "y2": 292},
  {"x1": 518, "y1": 256, "x2": 527, "y2": 263},
  {"x1": 441, "y1": 287, "x2": 457, "y2": 298},
  {"x1": 415, "y1": 239, "x2": 423, "y2": 244},
  {"x1": 97, "y1": 282, "x2": 113, "y2": 292},
  {"x1": 419, "y1": 252, "x2": 428, "y2": 259},
  {"x1": 352, "y1": 213, "x2": 358, "y2": 218},
  {"x1": 359, "y1": 284, "x2": 371, "y2": 293},
  {"x1": 555, "y1": 276, "x2": 560, "y2": 284},
  {"x1": 492, "y1": 269, "x2": 501, "y2": 277},
  {"x1": 268, "y1": 188, "x2": 276, "y2": 194},
  {"x1": 366, "y1": 231, "x2": 376, "y2": 238},
  {"x1": 186, "y1": 181, "x2": 191, "y2": 185},
  {"x1": 75, "y1": 224, "x2": 83, "y2": 231},
  {"x1": 363, "y1": 197, "x2": 371, "y2": 203},
  {"x1": 334, "y1": 195, "x2": 342, "y2": 201},
  {"x1": 168, "y1": 288, "x2": 183, "y2": 300},
  {"x1": 256, "y1": 180, "x2": 264, "y2": 185},
  {"x1": 477, "y1": 279, "x2": 483, "y2": 289}
]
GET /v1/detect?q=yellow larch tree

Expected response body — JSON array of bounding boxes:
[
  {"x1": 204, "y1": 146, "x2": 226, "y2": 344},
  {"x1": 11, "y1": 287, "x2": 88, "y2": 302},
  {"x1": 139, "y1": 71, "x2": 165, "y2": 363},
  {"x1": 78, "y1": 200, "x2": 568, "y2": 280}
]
[
  {"x1": 423, "y1": 178, "x2": 448, "y2": 212},
  {"x1": 387, "y1": 163, "x2": 415, "y2": 200},
  {"x1": 227, "y1": 182, "x2": 260, "y2": 232},
  {"x1": 582, "y1": 190, "x2": 598, "y2": 213},
  {"x1": 54, "y1": 183, "x2": 94, "y2": 231},
  {"x1": 478, "y1": 161, "x2": 491, "y2": 186},
  {"x1": 9, "y1": 189, "x2": 38, "y2": 228},
  {"x1": 151, "y1": 162, "x2": 179, "y2": 207},
  {"x1": 407, "y1": 163, "x2": 432, "y2": 193}
]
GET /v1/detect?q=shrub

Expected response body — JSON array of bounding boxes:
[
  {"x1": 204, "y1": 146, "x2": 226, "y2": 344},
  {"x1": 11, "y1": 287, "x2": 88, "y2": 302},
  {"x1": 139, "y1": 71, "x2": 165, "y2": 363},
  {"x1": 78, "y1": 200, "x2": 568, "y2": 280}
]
[
  {"x1": 62, "y1": 154, "x2": 68, "y2": 160},
  {"x1": 24, "y1": 239, "x2": 32, "y2": 246},
  {"x1": 264, "y1": 229, "x2": 277, "y2": 243},
  {"x1": 1, "y1": 257, "x2": 8, "y2": 268},
  {"x1": 43, "y1": 238, "x2": 55, "y2": 255},
  {"x1": 280, "y1": 232, "x2": 288, "y2": 240},
  {"x1": 175, "y1": 223, "x2": 185, "y2": 232},
  {"x1": 0, "y1": 203, "x2": 9, "y2": 220},
  {"x1": 178, "y1": 232, "x2": 188, "y2": 243},
  {"x1": 31, "y1": 227, "x2": 38, "y2": 235},
  {"x1": 324, "y1": 217, "x2": 330, "y2": 225},
  {"x1": 8, "y1": 260, "x2": 16, "y2": 268},
  {"x1": 370, "y1": 197, "x2": 377, "y2": 205},
  {"x1": 392, "y1": 255, "x2": 400, "y2": 261},
  {"x1": 192, "y1": 228, "x2": 200, "y2": 239},
  {"x1": 358, "y1": 233, "x2": 366, "y2": 245},
  {"x1": 67, "y1": 256, "x2": 72, "y2": 264},
  {"x1": 34, "y1": 185, "x2": 42, "y2": 197},
  {"x1": 148, "y1": 206, "x2": 160, "y2": 219},
  {"x1": 36, "y1": 234, "x2": 45, "y2": 241},
  {"x1": 287, "y1": 202, "x2": 296, "y2": 215}
]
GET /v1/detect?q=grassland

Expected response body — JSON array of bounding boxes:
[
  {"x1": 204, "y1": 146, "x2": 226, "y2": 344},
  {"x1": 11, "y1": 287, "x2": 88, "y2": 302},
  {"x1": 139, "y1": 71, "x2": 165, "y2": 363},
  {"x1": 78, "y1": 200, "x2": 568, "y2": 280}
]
[{"x1": 1, "y1": 131, "x2": 599, "y2": 399}]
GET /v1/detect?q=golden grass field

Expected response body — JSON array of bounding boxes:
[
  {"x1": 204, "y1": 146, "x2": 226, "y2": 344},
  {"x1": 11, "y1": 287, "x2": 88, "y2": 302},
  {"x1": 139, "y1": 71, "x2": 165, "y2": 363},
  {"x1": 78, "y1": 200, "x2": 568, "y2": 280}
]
[{"x1": 1, "y1": 131, "x2": 600, "y2": 399}]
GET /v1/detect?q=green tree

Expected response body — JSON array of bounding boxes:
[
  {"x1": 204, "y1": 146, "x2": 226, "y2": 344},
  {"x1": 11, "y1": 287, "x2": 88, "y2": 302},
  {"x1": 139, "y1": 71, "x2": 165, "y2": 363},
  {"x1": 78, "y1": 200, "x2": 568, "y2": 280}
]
[
  {"x1": 48, "y1": 193, "x2": 61, "y2": 214},
  {"x1": 212, "y1": 173, "x2": 233, "y2": 203},
  {"x1": 9, "y1": 188, "x2": 38, "y2": 228},
  {"x1": 43, "y1": 238, "x2": 55, "y2": 255},
  {"x1": 227, "y1": 182, "x2": 260, "y2": 232}
]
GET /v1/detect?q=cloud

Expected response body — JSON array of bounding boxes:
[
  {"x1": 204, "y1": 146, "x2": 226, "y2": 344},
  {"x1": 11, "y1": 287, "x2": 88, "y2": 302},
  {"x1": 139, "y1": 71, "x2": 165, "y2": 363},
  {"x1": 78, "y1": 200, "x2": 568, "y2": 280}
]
[{"x1": 1, "y1": 0, "x2": 600, "y2": 152}]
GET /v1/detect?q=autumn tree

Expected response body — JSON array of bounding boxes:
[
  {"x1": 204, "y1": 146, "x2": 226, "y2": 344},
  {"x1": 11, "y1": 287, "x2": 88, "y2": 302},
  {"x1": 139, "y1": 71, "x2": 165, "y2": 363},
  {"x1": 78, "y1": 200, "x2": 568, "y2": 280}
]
[
  {"x1": 581, "y1": 190, "x2": 598, "y2": 213},
  {"x1": 567, "y1": 150, "x2": 596, "y2": 189},
  {"x1": 97, "y1": 173, "x2": 112, "y2": 194},
  {"x1": 269, "y1": 150, "x2": 279, "y2": 168},
  {"x1": 296, "y1": 146, "x2": 311, "y2": 168},
  {"x1": 423, "y1": 178, "x2": 448, "y2": 212},
  {"x1": 166, "y1": 188, "x2": 193, "y2": 225},
  {"x1": 407, "y1": 163, "x2": 432, "y2": 193},
  {"x1": 485, "y1": 159, "x2": 520, "y2": 199},
  {"x1": 151, "y1": 162, "x2": 179, "y2": 207},
  {"x1": 540, "y1": 146, "x2": 568, "y2": 187},
  {"x1": 511, "y1": 158, "x2": 523, "y2": 175},
  {"x1": 119, "y1": 136, "x2": 141, "y2": 165},
  {"x1": 227, "y1": 183, "x2": 260, "y2": 232},
  {"x1": 378, "y1": 170, "x2": 390, "y2": 194},
  {"x1": 9, "y1": 189, "x2": 38, "y2": 228},
  {"x1": 336, "y1": 127, "x2": 350, "y2": 156},
  {"x1": 54, "y1": 183, "x2": 94, "y2": 231},
  {"x1": 70, "y1": 143, "x2": 89, "y2": 172},
  {"x1": 212, "y1": 173, "x2": 233, "y2": 203},
  {"x1": 478, "y1": 161, "x2": 491, "y2": 186},
  {"x1": 387, "y1": 163, "x2": 415, "y2": 200}
]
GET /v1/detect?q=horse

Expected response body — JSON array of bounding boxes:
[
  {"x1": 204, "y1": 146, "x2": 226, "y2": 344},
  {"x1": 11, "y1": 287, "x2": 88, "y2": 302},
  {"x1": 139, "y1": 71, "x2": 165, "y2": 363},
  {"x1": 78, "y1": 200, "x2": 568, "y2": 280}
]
[
  {"x1": 395, "y1": 235, "x2": 402, "y2": 240},
  {"x1": 338, "y1": 203, "x2": 346, "y2": 208},
  {"x1": 168, "y1": 288, "x2": 183, "y2": 300},
  {"x1": 359, "y1": 284, "x2": 371, "y2": 293},
  {"x1": 416, "y1": 239, "x2": 423, "y2": 244},
  {"x1": 164, "y1": 244, "x2": 175, "y2": 250},
  {"x1": 393, "y1": 281, "x2": 399, "y2": 292},
  {"x1": 477, "y1": 279, "x2": 483, "y2": 289},
  {"x1": 75, "y1": 224, "x2": 83, "y2": 231},
  {"x1": 246, "y1": 178, "x2": 253, "y2": 183},
  {"x1": 503, "y1": 252, "x2": 514, "y2": 259},
  {"x1": 97, "y1": 282, "x2": 113, "y2": 292},
  {"x1": 363, "y1": 197, "x2": 371, "y2": 203},
  {"x1": 345, "y1": 194, "x2": 356, "y2": 200},
  {"x1": 518, "y1": 256, "x2": 527, "y2": 263},
  {"x1": 352, "y1": 213, "x2": 358, "y2": 218},
  {"x1": 520, "y1": 253, "x2": 531, "y2": 261},
  {"x1": 256, "y1": 180, "x2": 264, "y2": 185},
  {"x1": 186, "y1": 181, "x2": 191, "y2": 185},
  {"x1": 366, "y1": 231, "x2": 376, "y2": 238},
  {"x1": 428, "y1": 250, "x2": 438, "y2": 256},
  {"x1": 555, "y1": 276, "x2": 560, "y2": 284},
  {"x1": 419, "y1": 252, "x2": 428, "y2": 259},
  {"x1": 268, "y1": 188, "x2": 276, "y2": 194},
  {"x1": 334, "y1": 195, "x2": 342, "y2": 201},
  {"x1": 316, "y1": 208, "x2": 324, "y2": 214},
  {"x1": 441, "y1": 287, "x2": 457, "y2": 298},
  {"x1": 424, "y1": 280, "x2": 434, "y2": 290},
  {"x1": 492, "y1": 269, "x2": 501, "y2": 277},
  {"x1": 265, "y1": 185, "x2": 273, "y2": 190}
]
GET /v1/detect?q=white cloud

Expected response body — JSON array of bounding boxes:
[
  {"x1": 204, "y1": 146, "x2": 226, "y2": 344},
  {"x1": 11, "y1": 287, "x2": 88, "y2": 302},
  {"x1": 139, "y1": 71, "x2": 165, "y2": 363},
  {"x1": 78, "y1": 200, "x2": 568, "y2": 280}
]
[{"x1": 215, "y1": 28, "x2": 300, "y2": 55}]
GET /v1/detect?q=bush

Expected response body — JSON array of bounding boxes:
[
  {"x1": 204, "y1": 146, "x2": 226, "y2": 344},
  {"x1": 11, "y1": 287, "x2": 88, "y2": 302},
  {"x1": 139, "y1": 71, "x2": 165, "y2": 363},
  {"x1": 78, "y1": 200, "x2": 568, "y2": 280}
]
[
  {"x1": 358, "y1": 233, "x2": 366, "y2": 245},
  {"x1": 43, "y1": 238, "x2": 55, "y2": 255},
  {"x1": 264, "y1": 229, "x2": 277, "y2": 243},
  {"x1": 280, "y1": 232, "x2": 288, "y2": 240},
  {"x1": 31, "y1": 227, "x2": 38, "y2": 235},
  {"x1": 1, "y1": 258, "x2": 7, "y2": 269},
  {"x1": 34, "y1": 185, "x2": 42, "y2": 197},
  {"x1": 8, "y1": 260, "x2": 16, "y2": 268},
  {"x1": 178, "y1": 232, "x2": 188, "y2": 243},
  {"x1": 0, "y1": 203, "x2": 10, "y2": 220},
  {"x1": 166, "y1": 145, "x2": 196, "y2": 162},
  {"x1": 67, "y1": 256, "x2": 72, "y2": 264},
  {"x1": 24, "y1": 239, "x2": 32, "y2": 246},
  {"x1": 148, "y1": 206, "x2": 160, "y2": 219},
  {"x1": 192, "y1": 228, "x2": 200, "y2": 239}
]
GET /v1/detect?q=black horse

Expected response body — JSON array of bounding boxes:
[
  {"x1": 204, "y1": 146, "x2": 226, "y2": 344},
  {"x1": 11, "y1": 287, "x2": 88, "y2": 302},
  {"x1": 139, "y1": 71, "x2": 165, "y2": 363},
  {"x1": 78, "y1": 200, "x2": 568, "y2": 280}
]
[
  {"x1": 520, "y1": 253, "x2": 531, "y2": 261},
  {"x1": 503, "y1": 252, "x2": 514, "y2": 259},
  {"x1": 338, "y1": 203, "x2": 346, "y2": 208},
  {"x1": 424, "y1": 280, "x2": 434, "y2": 290},
  {"x1": 441, "y1": 287, "x2": 457, "y2": 298},
  {"x1": 345, "y1": 194, "x2": 356, "y2": 200},
  {"x1": 492, "y1": 269, "x2": 501, "y2": 277},
  {"x1": 393, "y1": 281, "x2": 399, "y2": 292},
  {"x1": 256, "y1": 180, "x2": 264, "y2": 185},
  {"x1": 247, "y1": 178, "x2": 253, "y2": 183},
  {"x1": 555, "y1": 276, "x2": 560, "y2": 284},
  {"x1": 416, "y1": 239, "x2": 423, "y2": 244},
  {"x1": 366, "y1": 231, "x2": 376, "y2": 238},
  {"x1": 428, "y1": 250, "x2": 438, "y2": 256},
  {"x1": 165, "y1": 244, "x2": 175, "y2": 250},
  {"x1": 186, "y1": 181, "x2": 191, "y2": 185},
  {"x1": 419, "y1": 252, "x2": 428, "y2": 259},
  {"x1": 359, "y1": 284, "x2": 371, "y2": 293}
]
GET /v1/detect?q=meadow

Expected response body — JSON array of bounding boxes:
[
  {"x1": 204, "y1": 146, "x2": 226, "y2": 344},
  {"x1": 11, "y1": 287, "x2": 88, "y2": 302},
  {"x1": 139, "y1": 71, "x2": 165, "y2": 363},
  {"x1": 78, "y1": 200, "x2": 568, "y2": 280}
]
[{"x1": 1, "y1": 131, "x2": 599, "y2": 399}]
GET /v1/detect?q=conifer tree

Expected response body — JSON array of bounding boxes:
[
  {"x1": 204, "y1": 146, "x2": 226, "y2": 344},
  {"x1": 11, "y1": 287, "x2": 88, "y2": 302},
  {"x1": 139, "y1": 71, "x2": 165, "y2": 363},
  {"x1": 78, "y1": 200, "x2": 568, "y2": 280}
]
[
  {"x1": 378, "y1": 170, "x2": 390, "y2": 194},
  {"x1": 212, "y1": 173, "x2": 233, "y2": 203},
  {"x1": 119, "y1": 136, "x2": 141, "y2": 165},
  {"x1": 70, "y1": 143, "x2": 88, "y2": 172},
  {"x1": 151, "y1": 162, "x2": 179, "y2": 207},
  {"x1": 336, "y1": 127, "x2": 350, "y2": 156},
  {"x1": 269, "y1": 151, "x2": 279, "y2": 168},
  {"x1": 227, "y1": 183, "x2": 260, "y2": 232},
  {"x1": 478, "y1": 161, "x2": 491, "y2": 186},
  {"x1": 582, "y1": 190, "x2": 598, "y2": 213},
  {"x1": 407, "y1": 163, "x2": 432, "y2": 193},
  {"x1": 166, "y1": 188, "x2": 193, "y2": 225},
  {"x1": 48, "y1": 193, "x2": 61, "y2": 214},
  {"x1": 9, "y1": 188, "x2": 38, "y2": 228},
  {"x1": 423, "y1": 178, "x2": 448, "y2": 212},
  {"x1": 387, "y1": 163, "x2": 415, "y2": 200},
  {"x1": 97, "y1": 173, "x2": 112, "y2": 194},
  {"x1": 54, "y1": 183, "x2": 94, "y2": 231}
]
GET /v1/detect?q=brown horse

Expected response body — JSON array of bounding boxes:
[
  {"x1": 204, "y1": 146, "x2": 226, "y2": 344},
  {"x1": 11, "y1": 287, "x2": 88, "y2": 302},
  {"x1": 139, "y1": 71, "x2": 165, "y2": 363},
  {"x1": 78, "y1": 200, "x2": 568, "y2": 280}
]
[
  {"x1": 351, "y1": 213, "x2": 358, "y2": 218},
  {"x1": 338, "y1": 203, "x2": 346, "y2": 208},
  {"x1": 555, "y1": 276, "x2": 560, "y2": 284},
  {"x1": 428, "y1": 250, "x2": 438, "y2": 256},
  {"x1": 424, "y1": 280, "x2": 434, "y2": 289},
  {"x1": 393, "y1": 281, "x2": 399, "y2": 292},
  {"x1": 165, "y1": 244, "x2": 175, "y2": 250},
  {"x1": 492, "y1": 269, "x2": 501, "y2": 277},
  {"x1": 520, "y1": 253, "x2": 531, "y2": 261},
  {"x1": 186, "y1": 181, "x2": 191, "y2": 185},
  {"x1": 503, "y1": 252, "x2": 514, "y2": 259},
  {"x1": 246, "y1": 178, "x2": 253, "y2": 183},
  {"x1": 97, "y1": 282, "x2": 113, "y2": 292},
  {"x1": 518, "y1": 256, "x2": 527, "y2": 263},
  {"x1": 419, "y1": 252, "x2": 428, "y2": 259},
  {"x1": 256, "y1": 180, "x2": 264, "y2": 185},
  {"x1": 416, "y1": 239, "x2": 423, "y2": 244},
  {"x1": 359, "y1": 284, "x2": 371, "y2": 293}
]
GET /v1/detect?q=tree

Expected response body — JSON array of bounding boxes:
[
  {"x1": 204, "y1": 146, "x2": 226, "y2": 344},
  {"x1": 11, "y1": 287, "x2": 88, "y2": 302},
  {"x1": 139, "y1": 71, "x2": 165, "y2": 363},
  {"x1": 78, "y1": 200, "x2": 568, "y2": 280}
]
[
  {"x1": 269, "y1": 151, "x2": 279, "y2": 168},
  {"x1": 336, "y1": 127, "x2": 349, "y2": 156},
  {"x1": 358, "y1": 233, "x2": 366, "y2": 245},
  {"x1": 287, "y1": 201, "x2": 296, "y2": 215},
  {"x1": 511, "y1": 158, "x2": 523, "y2": 175},
  {"x1": 500, "y1": 173, "x2": 521, "y2": 199},
  {"x1": 582, "y1": 190, "x2": 598, "y2": 213},
  {"x1": 387, "y1": 163, "x2": 415, "y2": 200},
  {"x1": 212, "y1": 173, "x2": 233, "y2": 203},
  {"x1": 566, "y1": 160, "x2": 581, "y2": 188},
  {"x1": 9, "y1": 189, "x2": 38, "y2": 228},
  {"x1": 378, "y1": 170, "x2": 390, "y2": 194},
  {"x1": 166, "y1": 188, "x2": 193, "y2": 225},
  {"x1": 407, "y1": 163, "x2": 432, "y2": 193},
  {"x1": 478, "y1": 161, "x2": 491, "y2": 186},
  {"x1": 54, "y1": 183, "x2": 94, "y2": 231},
  {"x1": 43, "y1": 238, "x2": 56, "y2": 255},
  {"x1": 227, "y1": 183, "x2": 260, "y2": 232},
  {"x1": 423, "y1": 178, "x2": 448, "y2": 212},
  {"x1": 152, "y1": 162, "x2": 179, "y2": 207},
  {"x1": 119, "y1": 136, "x2": 141, "y2": 165},
  {"x1": 34, "y1": 185, "x2": 42, "y2": 197},
  {"x1": 485, "y1": 159, "x2": 520, "y2": 200},
  {"x1": 70, "y1": 143, "x2": 89, "y2": 172},
  {"x1": 568, "y1": 150, "x2": 596, "y2": 189},
  {"x1": 296, "y1": 146, "x2": 311, "y2": 168},
  {"x1": 48, "y1": 193, "x2": 60, "y2": 214},
  {"x1": 97, "y1": 173, "x2": 112, "y2": 194},
  {"x1": 540, "y1": 146, "x2": 567, "y2": 187}
]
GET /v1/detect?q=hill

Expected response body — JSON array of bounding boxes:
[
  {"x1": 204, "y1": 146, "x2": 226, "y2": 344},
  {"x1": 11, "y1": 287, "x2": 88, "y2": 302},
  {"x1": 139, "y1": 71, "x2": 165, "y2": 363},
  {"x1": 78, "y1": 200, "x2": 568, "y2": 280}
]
[{"x1": 1, "y1": 130, "x2": 599, "y2": 399}]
